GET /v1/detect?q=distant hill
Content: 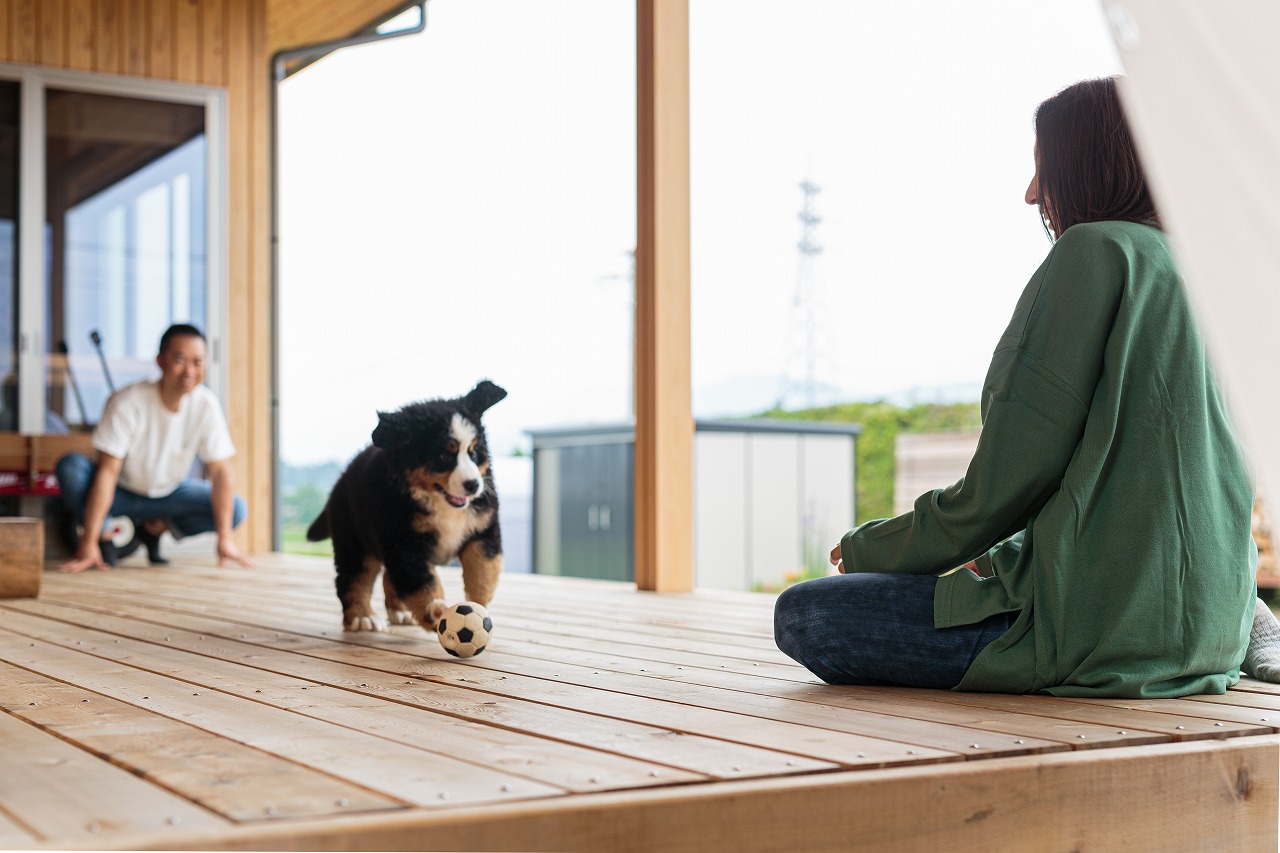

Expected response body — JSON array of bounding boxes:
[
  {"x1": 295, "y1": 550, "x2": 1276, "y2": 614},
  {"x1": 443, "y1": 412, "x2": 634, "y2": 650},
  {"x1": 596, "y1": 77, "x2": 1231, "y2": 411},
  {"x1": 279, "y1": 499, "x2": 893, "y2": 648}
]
[
  {"x1": 280, "y1": 460, "x2": 344, "y2": 493},
  {"x1": 696, "y1": 373, "x2": 982, "y2": 419}
]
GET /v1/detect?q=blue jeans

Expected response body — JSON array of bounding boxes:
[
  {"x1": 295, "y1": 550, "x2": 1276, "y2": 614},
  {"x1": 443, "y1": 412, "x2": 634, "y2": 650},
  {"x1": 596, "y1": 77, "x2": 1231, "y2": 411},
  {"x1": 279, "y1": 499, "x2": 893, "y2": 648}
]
[
  {"x1": 55, "y1": 452, "x2": 246, "y2": 539},
  {"x1": 774, "y1": 573, "x2": 1015, "y2": 689}
]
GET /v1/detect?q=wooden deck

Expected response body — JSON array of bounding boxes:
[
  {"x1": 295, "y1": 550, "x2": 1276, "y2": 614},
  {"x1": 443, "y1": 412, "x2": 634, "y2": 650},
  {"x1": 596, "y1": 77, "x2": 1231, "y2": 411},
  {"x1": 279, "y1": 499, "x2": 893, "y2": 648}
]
[{"x1": 1, "y1": 554, "x2": 1276, "y2": 852}]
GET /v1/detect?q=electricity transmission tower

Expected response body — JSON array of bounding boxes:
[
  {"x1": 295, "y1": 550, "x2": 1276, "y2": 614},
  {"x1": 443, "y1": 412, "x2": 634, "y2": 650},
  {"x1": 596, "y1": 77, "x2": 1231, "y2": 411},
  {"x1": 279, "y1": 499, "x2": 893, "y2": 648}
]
[{"x1": 785, "y1": 178, "x2": 824, "y2": 409}]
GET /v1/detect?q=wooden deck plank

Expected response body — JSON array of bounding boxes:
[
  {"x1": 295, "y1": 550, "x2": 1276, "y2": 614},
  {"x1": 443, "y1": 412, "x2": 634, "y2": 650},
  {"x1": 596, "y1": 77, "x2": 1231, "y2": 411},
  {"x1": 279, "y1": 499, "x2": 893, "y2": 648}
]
[
  {"x1": 7, "y1": 597, "x2": 836, "y2": 781},
  {"x1": 40, "y1": 568, "x2": 1265, "y2": 758},
  {"x1": 1183, "y1": 691, "x2": 1280, "y2": 712},
  {"x1": 50, "y1": 566, "x2": 795, "y2": 664},
  {"x1": 0, "y1": 601, "x2": 712, "y2": 793},
  {"x1": 848, "y1": 686, "x2": 1277, "y2": 741},
  {"x1": 1083, "y1": 693, "x2": 1280, "y2": 723},
  {"x1": 16, "y1": 559, "x2": 1278, "y2": 851},
  {"x1": 0, "y1": 667, "x2": 399, "y2": 822},
  {"x1": 10, "y1": 593, "x2": 959, "y2": 771},
  {"x1": 0, "y1": 702, "x2": 227, "y2": 844},
  {"x1": 0, "y1": 662, "x2": 403, "y2": 822},
  {"x1": 0, "y1": 805, "x2": 38, "y2": 849},
  {"x1": 105, "y1": 738, "x2": 1280, "y2": 853},
  {"x1": 23, "y1": 582, "x2": 1027, "y2": 761},
  {"x1": 92, "y1": 587, "x2": 1064, "y2": 759},
  {"x1": 0, "y1": 626, "x2": 565, "y2": 809}
]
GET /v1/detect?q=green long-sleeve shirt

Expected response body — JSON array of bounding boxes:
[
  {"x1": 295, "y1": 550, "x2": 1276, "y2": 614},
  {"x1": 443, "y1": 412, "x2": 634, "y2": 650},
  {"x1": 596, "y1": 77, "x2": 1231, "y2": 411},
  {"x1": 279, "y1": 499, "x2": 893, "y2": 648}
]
[{"x1": 840, "y1": 220, "x2": 1255, "y2": 697}]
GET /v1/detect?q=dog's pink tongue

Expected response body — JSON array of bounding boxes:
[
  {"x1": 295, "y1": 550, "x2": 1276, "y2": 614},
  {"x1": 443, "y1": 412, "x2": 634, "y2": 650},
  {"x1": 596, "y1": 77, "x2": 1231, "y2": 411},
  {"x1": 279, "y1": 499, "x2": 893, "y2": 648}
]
[{"x1": 445, "y1": 494, "x2": 469, "y2": 508}]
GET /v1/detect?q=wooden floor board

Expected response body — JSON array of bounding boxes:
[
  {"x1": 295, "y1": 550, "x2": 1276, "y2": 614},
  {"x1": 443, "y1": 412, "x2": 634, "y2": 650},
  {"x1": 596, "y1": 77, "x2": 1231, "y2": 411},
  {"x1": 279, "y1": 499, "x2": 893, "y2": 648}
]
[
  {"x1": 0, "y1": 808, "x2": 37, "y2": 850},
  {"x1": 46, "y1": 569, "x2": 794, "y2": 665},
  {"x1": 7, "y1": 597, "x2": 837, "y2": 781},
  {"x1": 4, "y1": 555, "x2": 1276, "y2": 851},
  {"x1": 2, "y1": 599, "x2": 722, "y2": 791},
  {"x1": 848, "y1": 685, "x2": 1277, "y2": 741},
  {"x1": 0, "y1": 700, "x2": 228, "y2": 844},
  {"x1": 0, "y1": 662, "x2": 403, "y2": 822},
  {"x1": 0, "y1": 625, "x2": 564, "y2": 809},
  {"x1": 20, "y1": 588, "x2": 973, "y2": 768}
]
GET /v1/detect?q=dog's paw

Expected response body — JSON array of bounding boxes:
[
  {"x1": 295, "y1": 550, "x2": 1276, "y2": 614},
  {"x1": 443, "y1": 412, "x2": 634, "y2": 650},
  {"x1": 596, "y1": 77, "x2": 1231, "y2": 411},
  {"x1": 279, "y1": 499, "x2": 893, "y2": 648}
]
[
  {"x1": 428, "y1": 598, "x2": 449, "y2": 624},
  {"x1": 344, "y1": 615, "x2": 386, "y2": 632},
  {"x1": 387, "y1": 609, "x2": 416, "y2": 626}
]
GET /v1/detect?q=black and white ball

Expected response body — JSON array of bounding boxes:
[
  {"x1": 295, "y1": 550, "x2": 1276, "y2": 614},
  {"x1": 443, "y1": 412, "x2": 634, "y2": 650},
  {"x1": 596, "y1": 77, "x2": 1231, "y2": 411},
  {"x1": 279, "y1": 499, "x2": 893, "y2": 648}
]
[{"x1": 436, "y1": 602, "x2": 493, "y2": 658}]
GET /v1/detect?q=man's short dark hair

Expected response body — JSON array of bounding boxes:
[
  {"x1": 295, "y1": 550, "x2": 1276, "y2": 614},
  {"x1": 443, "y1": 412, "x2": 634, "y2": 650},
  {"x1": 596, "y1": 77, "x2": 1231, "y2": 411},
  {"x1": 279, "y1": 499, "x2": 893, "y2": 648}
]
[{"x1": 159, "y1": 323, "x2": 206, "y2": 355}]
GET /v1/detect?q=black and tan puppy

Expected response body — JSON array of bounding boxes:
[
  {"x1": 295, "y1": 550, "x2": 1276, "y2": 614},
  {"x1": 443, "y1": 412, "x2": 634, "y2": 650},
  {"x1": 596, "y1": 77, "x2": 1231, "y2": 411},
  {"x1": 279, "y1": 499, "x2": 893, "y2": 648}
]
[{"x1": 306, "y1": 380, "x2": 506, "y2": 632}]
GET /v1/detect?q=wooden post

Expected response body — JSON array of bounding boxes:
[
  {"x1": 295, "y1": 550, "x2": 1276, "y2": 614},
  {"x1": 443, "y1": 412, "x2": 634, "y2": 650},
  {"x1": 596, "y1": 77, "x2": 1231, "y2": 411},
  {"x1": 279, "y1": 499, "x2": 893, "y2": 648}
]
[
  {"x1": 635, "y1": 0, "x2": 693, "y2": 592},
  {"x1": 0, "y1": 518, "x2": 43, "y2": 598}
]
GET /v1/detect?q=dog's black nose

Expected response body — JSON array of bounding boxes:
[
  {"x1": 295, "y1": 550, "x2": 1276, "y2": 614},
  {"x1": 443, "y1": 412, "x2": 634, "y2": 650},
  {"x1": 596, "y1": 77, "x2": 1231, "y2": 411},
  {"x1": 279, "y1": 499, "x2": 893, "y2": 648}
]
[{"x1": 463, "y1": 479, "x2": 481, "y2": 495}]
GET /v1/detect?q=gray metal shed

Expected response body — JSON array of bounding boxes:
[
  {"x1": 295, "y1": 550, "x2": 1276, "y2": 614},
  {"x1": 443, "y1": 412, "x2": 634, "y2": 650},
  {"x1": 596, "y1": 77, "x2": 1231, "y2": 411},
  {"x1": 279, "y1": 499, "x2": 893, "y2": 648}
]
[{"x1": 527, "y1": 419, "x2": 860, "y2": 590}]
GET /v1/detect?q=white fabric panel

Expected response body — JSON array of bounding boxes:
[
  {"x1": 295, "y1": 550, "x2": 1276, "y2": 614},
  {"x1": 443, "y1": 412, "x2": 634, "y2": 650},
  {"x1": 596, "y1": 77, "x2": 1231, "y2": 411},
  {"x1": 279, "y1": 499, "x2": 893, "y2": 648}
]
[{"x1": 1101, "y1": 1, "x2": 1280, "y2": 494}]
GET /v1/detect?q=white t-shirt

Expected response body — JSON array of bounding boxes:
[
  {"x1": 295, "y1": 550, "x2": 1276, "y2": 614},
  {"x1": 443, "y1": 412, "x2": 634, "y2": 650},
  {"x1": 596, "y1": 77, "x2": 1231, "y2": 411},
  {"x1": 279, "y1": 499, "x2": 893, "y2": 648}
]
[{"x1": 92, "y1": 379, "x2": 236, "y2": 498}]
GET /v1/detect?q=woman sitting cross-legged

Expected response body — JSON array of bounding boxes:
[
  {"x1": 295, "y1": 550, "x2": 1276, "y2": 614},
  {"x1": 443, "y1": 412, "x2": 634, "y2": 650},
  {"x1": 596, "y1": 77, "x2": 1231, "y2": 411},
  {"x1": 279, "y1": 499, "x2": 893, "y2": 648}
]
[{"x1": 774, "y1": 76, "x2": 1280, "y2": 697}]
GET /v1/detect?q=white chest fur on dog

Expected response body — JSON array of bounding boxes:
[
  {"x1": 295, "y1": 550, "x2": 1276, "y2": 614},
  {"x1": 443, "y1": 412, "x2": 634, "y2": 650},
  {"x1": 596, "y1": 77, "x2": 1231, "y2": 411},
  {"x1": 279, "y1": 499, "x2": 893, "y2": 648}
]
[
  {"x1": 447, "y1": 414, "x2": 483, "y2": 497},
  {"x1": 412, "y1": 492, "x2": 493, "y2": 566}
]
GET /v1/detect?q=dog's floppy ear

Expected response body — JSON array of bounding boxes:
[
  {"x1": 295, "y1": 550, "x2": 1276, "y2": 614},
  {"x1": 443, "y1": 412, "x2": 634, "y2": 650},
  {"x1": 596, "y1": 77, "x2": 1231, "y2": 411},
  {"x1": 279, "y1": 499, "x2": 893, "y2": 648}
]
[
  {"x1": 371, "y1": 409, "x2": 410, "y2": 452},
  {"x1": 463, "y1": 380, "x2": 507, "y2": 416}
]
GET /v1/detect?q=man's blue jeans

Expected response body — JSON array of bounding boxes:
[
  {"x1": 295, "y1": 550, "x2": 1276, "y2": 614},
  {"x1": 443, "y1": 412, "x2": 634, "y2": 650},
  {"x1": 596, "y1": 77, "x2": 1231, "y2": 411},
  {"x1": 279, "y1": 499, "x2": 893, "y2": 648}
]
[
  {"x1": 56, "y1": 453, "x2": 246, "y2": 539},
  {"x1": 774, "y1": 573, "x2": 1015, "y2": 689}
]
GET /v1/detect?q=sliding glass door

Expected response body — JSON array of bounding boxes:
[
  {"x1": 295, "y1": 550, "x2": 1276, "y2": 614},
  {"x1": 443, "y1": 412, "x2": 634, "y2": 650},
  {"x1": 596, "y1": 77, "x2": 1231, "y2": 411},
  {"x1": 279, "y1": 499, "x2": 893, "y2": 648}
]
[
  {"x1": 0, "y1": 81, "x2": 17, "y2": 433},
  {"x1": 46, "y1": 89, "x2": 209, "y2": 429},
  {"x1": 0, "y1": 67, "x2": 224, "y2": 438}
]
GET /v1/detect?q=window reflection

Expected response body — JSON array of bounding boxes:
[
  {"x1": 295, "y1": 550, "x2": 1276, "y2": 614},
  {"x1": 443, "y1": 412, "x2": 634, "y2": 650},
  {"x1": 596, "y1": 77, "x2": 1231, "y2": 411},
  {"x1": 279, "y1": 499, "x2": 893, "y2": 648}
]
[
  {"x1": 44, "y1": 90, "x2": 206, "y2": 431},
  {"x1": 0, "y1": 82, "x2": 18, "y2": 433}
]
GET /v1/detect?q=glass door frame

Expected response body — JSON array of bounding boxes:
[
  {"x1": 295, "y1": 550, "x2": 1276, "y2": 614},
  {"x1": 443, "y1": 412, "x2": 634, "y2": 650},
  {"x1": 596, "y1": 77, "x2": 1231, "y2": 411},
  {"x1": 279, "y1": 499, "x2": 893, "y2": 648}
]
[{"x1": 0, "y1": 63, "x2": 228, "y2": 434}]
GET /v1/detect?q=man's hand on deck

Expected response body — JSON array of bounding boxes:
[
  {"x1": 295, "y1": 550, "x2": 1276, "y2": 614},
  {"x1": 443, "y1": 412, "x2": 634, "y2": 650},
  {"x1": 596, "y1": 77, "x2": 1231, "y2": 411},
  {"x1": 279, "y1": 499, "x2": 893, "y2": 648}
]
[
  {"x1": 216, "y1": 535, "x2": 254, "y2": 569},
  {"x1": 830, "y1": 543, "x2": 845, "y2": 574},
  {"x1": 60, "y1": 541, "x2": 108, "y2": 573}
]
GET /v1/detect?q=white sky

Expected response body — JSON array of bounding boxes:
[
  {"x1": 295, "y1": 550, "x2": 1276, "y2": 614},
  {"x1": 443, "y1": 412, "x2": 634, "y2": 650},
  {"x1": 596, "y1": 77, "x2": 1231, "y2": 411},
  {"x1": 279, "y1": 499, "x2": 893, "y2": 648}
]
[{"x1": 278, "y1": 0, "x2": 1122, "y2": 465}]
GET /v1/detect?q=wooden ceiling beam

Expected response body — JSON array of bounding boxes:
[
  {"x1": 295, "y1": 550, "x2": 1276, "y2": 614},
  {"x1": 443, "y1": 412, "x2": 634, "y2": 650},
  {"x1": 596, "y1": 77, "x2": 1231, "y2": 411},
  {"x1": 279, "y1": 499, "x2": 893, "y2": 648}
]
[{"x1": 267, "y1": 0, "x2": 417, "y2": 56}]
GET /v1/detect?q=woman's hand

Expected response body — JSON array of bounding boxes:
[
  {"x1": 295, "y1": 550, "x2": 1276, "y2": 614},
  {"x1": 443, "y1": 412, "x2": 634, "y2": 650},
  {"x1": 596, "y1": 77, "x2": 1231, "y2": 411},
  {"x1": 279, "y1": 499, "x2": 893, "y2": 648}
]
[{"x1": 830, "y1": 543, "x2": 845, "y2": 574}]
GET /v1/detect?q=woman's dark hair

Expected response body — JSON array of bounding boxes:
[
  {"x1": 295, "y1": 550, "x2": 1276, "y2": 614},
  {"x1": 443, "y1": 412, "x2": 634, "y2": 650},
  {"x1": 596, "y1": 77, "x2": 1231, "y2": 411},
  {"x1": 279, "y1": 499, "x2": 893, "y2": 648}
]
[{"x1": 1033, "y1": 76, "x2": 1159, "y2": 238}]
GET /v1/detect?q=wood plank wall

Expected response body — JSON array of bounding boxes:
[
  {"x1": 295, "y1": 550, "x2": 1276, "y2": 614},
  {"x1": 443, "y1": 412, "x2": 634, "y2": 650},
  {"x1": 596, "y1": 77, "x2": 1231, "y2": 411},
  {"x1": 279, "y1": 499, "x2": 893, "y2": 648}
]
[
  {"x1": 0, "y1": 0, "x2": 271, "y2": 552},
  {"x1": 0, "y1": 0, "x2": 409, "y2": 553}
]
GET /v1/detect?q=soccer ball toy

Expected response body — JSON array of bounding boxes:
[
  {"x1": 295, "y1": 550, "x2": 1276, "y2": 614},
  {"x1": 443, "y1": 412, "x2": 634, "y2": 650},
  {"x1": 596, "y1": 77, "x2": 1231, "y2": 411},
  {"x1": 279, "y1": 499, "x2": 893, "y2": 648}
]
[{"x1": 436, "y1": 602, "x2": 493, "y2": 658}]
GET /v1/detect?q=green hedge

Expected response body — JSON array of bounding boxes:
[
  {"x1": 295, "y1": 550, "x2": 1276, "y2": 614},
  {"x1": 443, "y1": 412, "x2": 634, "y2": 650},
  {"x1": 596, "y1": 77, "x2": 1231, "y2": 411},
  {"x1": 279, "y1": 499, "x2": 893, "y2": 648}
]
[{"x1": 758, "y1": 400, "x2": 981, "y2": 524}]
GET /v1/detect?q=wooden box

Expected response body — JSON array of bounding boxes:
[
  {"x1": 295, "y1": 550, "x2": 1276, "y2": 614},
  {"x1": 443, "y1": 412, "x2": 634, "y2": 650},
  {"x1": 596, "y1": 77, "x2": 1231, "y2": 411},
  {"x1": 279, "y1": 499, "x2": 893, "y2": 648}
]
[{"x1": 0, "y1": 517, "x2": 43, "y2": 598}]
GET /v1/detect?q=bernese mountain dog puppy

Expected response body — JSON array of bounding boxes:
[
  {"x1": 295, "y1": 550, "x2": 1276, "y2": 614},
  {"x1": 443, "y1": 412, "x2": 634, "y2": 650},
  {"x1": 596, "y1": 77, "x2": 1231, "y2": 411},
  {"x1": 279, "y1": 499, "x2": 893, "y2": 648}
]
[{"x1": 306, "y1": 380, "x2": 506, "y2": 632}]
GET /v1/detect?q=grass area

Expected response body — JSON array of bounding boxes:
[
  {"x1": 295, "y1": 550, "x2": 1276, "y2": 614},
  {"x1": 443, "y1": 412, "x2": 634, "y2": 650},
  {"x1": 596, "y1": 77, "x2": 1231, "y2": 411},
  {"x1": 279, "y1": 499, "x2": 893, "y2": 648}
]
[{"x1": 280, "y1": 524, "x2": 332, "y2": 557}]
